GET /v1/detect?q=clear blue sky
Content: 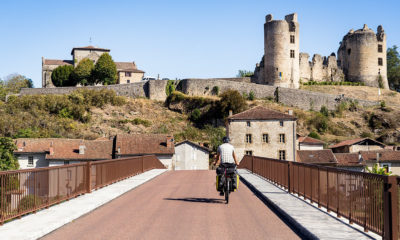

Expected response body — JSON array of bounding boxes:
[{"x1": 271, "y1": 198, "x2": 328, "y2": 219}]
[{"x1": 1, "y1": 0, "x2": 399, "y2": 87}]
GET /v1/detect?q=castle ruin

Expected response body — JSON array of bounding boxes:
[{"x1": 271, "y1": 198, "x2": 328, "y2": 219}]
[{"x1": 252, "y1": 13, "x2": 389, "y2": 89}]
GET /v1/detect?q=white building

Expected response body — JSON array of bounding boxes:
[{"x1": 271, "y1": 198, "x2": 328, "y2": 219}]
[{"x1": 174, "y1": 141, "x2": 210, "y2": 170}]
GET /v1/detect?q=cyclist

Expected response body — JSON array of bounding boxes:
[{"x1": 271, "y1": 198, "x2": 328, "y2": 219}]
[{"x1": 214, "y1": 137, "x2": 239, "y2": 195}]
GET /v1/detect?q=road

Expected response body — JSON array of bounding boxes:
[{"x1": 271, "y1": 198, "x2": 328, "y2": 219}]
[{"x1": 42, "y1": 171, "x2": 300, "y2": 240}]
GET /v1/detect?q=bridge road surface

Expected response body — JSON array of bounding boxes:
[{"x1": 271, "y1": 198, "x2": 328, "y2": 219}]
[{"x1": 42, "y1": 171, "x2": 300, "y2": 240}]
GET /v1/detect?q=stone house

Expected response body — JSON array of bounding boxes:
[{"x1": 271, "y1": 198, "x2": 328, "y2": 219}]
[
  {"x1": 361, "y1": 150, "x2": 400, "y2": 175},
  {"x1": 296, "y1": 149, "x2": 336, "y2": 166},
  {"x1": 42, "y1": 46, "x2": 144, "y2": 88},
  {"x1": 114, "y1": 134, "x2": 175, "y2": 170},
  {"x1": 227, "y1": 106, "x2": 297, "y2": 162},
  {"x1": 173, "y1": 140, "x2": 210, "y2": 170},
  {"x1": 14, "y1": 138, "x2": 113, "y2": 169},
  {"x1": 329, "y1": 138, "x2": 386, "y2": 153},
  {"x1": 297, "y1": 135, "x2": 324, "y2": 150}
]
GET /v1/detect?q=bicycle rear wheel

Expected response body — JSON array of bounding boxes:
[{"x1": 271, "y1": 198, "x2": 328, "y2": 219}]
[{"x1": 225, "y1": 179, "x2": 230, "y2": 204}]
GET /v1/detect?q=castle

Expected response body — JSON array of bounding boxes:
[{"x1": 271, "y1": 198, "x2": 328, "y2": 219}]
[
  {"x1": 252, "y1": 13, "x2": 389, "y2": 89},
  {"x1": 42, "y1": 46, "x2": 145, "y2": 88}
]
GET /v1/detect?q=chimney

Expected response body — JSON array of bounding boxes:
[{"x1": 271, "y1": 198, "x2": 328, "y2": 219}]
[
  {"x1": 166, "y1": 136, "x2": 174, "y2": 148},
  {"x1": 288, "y1": 109, "x2": 293, "y2": 115},
  {"x1": 358, "y1": 152, "x2": 363, "y2": 163},
  {"x1": 229, "y1": 110, "x2": 233, "y2": 117},
  {"x1": 79, "y1": 145, "x2": 85, "y2": 155},
  {"x1": 376, "y1": 152, "x2": 380, "y2": 162},
  {"x1": 49, "y1": 147, "x2": 54, "y2": 156}
]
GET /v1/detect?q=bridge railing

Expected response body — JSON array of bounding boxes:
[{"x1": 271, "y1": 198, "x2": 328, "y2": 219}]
[
  {"x1": 239, "y1": 155, "x2": 399, "y2": 239},
  {"x1": 0, "y1": 155, "x2": 165, "y2": 225}
]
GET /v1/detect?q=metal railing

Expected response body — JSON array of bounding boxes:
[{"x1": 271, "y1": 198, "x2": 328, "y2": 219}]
[
  {"x1": 0, "y1": 155, "x2": 165, "y2": 224},
  {"x1": 239, "y1": 155, "x2": 399, "y2": 240}
]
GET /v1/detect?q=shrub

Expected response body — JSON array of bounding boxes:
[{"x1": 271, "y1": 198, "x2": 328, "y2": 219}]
[
  {"x1": 218, "y1": 90, "x2": 247, "y2": 117},
  {"x1": 380, "y1": 100, "x2": 386, "y2": 109},
  {"x1": 378, "y1": 75, "x2": 384, "y2": 89},
  {"x1": 308, "y1": 131, "x2": 321, "y2": 140},
  {"x1": 18, "y1": 195, "x2": 43, "y2": 212},
  {"x1": 190, "y1": 108, "x2": 201, "y2": 122},
  {"x1": 248, "y1": 91, "x2": 255, "y2": 101},
  {"x1": 320, "y1": 106, "x2": 329, "y2": 117},
  {"x1": 361, "y1": 131, "x2": 373, "y2": 138},
  {"x1": 308, "y1": 113, "x2": 329, "y2": 133},
  {"x1": 132, "y1": 118, "x2": 151, "y2": 127},
  {"x1": 212, "y1": 86, "x2": 219, "y2": 95},
  {"x1": 165, "y1": 80, "x2": 175, "y2": 96},
  {"x1": 51, "y1": 65, "x2": 75, "y2": 87},
  {"x1": 92, "y1": 53, "x2": 117, "y2": 85}
]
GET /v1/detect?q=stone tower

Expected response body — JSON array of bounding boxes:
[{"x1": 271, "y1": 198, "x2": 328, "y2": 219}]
[
  {"x1": 263, "y1": 13, "x2": 300, "y2": 88},
  {"x1": 337, "y1": 24, "x2": 389, "y2": 89}
]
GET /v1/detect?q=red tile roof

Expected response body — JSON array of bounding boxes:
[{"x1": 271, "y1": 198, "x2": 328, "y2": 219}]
[
  {"x1": 228, "y1": 106, "x2": 297, "y2": 121},
  {"x1": 115, "y1": 134, "x2": 175, "y2": 156},
  {"x1": 175, "y1": 140, "x2": 210, "y2": 153},
  {"x1": 71, "y1": 46, "x2": 110, "y2": 54},
  {"x1": 43, "y1": 59, "x2": 73, "y2": 66},
  {"x1": 360, "y1": 150, "x2": 400, "y2": 162},
  {"x1": 298, "y1": 136, "x2": 325, "y2": 145},
  {"x1": 329, "y1": 138, "x2": 385, "y2": 149},
  {"x1": 115, "y1": 62, "x2": 145, "y2": 73},
  {"x1": 297, "y1": 150, "x2": 336, "y2": 164},
  {"x1": 15, "y1": 138, "x2": 113, "y2": 161},
  {"x1": 334, "y1": 153, "x2": 365, "y2": 166}
]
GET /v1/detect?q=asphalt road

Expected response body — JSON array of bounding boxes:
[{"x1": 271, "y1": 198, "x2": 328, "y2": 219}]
[{"x1": 42, "y1": 171, "x2": 300, "y2": 240}]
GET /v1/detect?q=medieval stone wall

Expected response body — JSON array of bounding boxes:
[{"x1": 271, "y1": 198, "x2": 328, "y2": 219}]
[{"x1": 299, "y1": 53, "x2": 344, "y2": 83}]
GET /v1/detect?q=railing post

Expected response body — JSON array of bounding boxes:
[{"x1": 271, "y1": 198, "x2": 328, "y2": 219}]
[
  {"x1": 251, "y1": 156, "x2": 254, "y2": 173},
  {"x1": 383, "y1": 176, "x2": 398, "y2": 240},
  {"x1": 86, "y1": 161, "x2": 92, "y2": 193},
  {"x1": 141, "y1": 156, "x2": 144, "y2": 173},
  {"x1": 288, "y1": 162, "x2": 292, "y2": 193}
]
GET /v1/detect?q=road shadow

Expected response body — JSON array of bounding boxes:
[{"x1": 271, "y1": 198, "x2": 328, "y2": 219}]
[{"x1": 164, "y1": 197, "x2": 225, "y2": 204}]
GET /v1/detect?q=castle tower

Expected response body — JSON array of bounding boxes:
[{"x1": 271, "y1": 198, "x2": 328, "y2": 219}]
[
  {"x1": 337, "y1": 24, "x2": 389, "y2": 89},
  {"x1": 263, "y1": 13, "x2": 300, "y2": 88}
]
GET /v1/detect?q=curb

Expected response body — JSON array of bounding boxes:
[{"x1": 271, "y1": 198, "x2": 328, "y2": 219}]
[{"x1": 239, "y1": 173, "x2": 318, "y2": 240}]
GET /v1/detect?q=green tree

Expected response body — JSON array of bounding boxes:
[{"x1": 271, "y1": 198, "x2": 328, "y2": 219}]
[
  {"x1": 93, "y1": 53, "x2": 117, "y2": 85},
  {"x1": 0, "y1": 137, "x2": 19, "y2": 170},
  {"x1": 165, "y1": 80, "x2": 175, "y2": 96},
  {"x1": 218, "y1": 90, "x2": 248, "y2": 117},
  {"x1": 365, "y1": 163, "x2": 392, "y2": 176},
  {"x1": 71, "y1": 58, "x2": 94, "y2": 86},
  {"x1": 4, "y1": 74, "x2": 34, "y2": 93},
  {"x1": 387, "y1": 46, "x2": 400, "y2": 91},
  {"x1": 236, "y1": 70, "x2": 254, "y2": 77},
  {"x1": 52, "y1": 65, "x2": 75, "y2": 87}
]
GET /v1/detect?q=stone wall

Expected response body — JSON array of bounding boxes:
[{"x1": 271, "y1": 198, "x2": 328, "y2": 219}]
[{"x1": 299, "y1": 53, "x2": 344, "y2": 83}]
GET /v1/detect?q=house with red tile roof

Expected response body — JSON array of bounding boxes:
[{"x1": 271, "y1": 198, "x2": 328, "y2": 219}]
[
  {"x1": 297, "y1": 135, "x2": 324, "y2": 150},
  {"x1": 227, "y1": 106, "x2": 297, "y2": 162},
  {"x1": 174, "y1": 140, "x2": 210, "y2": 170},
  {"x1": 329, "y1": 138, "x2": 385, "y2": 153},
  {"x1": 334, "y1": 153, "x2": 366, "y2": 171},
  {"x1": 360, "y1": 150, "x2": 400, "y2": 175},
  {"x1": 42, "y1": 46, "x2": 145, "y2": 88},
  {"x1": 296, "y1": 150, "x2": 337, "y2": 166},
  {"x1": 14, "y1": 138, "x2": 113, "y2": 169},
  {"x1": 114, "y1": 134, "x2": 175, "y2": 170}
]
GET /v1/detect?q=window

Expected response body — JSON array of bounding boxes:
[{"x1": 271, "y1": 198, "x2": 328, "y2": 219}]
[
  {"x1": 290, "y1": 35, "x2": 295, "y2": 44},
  {"x1": 280, "y1": 121, "x2": 284, "y2": 127},
  {"x1": 247, "y1": 121, "x2": 251, "y2": 127},
  {"x1": 64, "y1": 160, "x2": 70, "y2": 165},
  {"x1": 290, "y1": 50, "x2": 295, "y2": 58},
  {"x1": 28, "y1": 156, "x2": 33, "y2": 166},
  {"x1": 279, "y1": 134, "x2": 285, "y2": 143},
  {"x1": 378, "y1": 44, "x2": 383, "y2": 53},
  {"x1": 125, "y1": 72, "x2": 132, "y2": 77},
  {"x1": 127, "y1": 80, "x2": 130, "y2": 83},
  {"x1": 245, "y1": 150, "x2": 253, "y2": 156},
  {"x1": 246, "y1": 134, "x2": 252, "y2": 144},
  {"x1": 347, "y1": 49, "x2": 351, "y2": 55},
  {"x1": 279, "y1": 150, "x2": 286, "y2": 160},
  {"x1": 380, "y1": 163, "x2": 391, "y2": 173},
  {"x1": 378, "y1": 58, "x2": 383, "y2": 66},
  {"x1": 262, "y1": 134, "x2": 269, "y2": 143}
]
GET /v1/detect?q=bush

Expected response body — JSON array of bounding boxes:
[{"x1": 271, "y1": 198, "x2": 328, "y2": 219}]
[
  {"x1": 248, "y1": 91, "x2": 255, "y2": 101},
  {"x1": 218, "y1": 90, "x2": 247, "y2": 117},
  {"x1": 51, "y1": 65, "x2": 75, "y2": 87},
  {"x1": 165, "y1": 80, "x2": 175, "y2": 96},
  {"x1": 92, "y1": 53, "x2": 117, "y2": 85},
  {"x1": 320, "y1": 106, "x2": 329, "y2": 117},
  {"x1": 190, "y1": 108, "x2": 201, "y2": 122},
  {"x1": 18, "y1": 195, "x2": 43, "y2": 212},
  {"x1": 361, "y1": 131, "x2": 373, "y2": 138},
  {"x1": 378, "y1": 75, "x2": 384, "y2": 89},
  {"x1": 380, "y1": 100, "x2": 386, "y2": 109},
  {"x1": 212, "y1": 86, "x2": 219, "y2": 95},
  {"x1": 132, "y1": 118, "x2": 151, "y2": 127},
  {"x1": 308, "y1": 131, "x2": 321, "y2": 140},
  {"x1": 308, "y1": 113, "x2": 329, "y2": 133}
]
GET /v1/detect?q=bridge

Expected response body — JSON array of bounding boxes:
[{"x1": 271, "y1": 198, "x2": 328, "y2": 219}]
[{"x1": 0, "y1": 155, "x2": 396, "y2": 239}]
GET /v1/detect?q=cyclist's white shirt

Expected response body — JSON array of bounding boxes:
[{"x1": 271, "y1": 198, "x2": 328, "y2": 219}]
[{"x1": 218, "y1": 143, "x2": 235, "y2": 164}]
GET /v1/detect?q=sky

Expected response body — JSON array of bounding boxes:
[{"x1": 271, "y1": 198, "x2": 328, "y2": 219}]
[{"x1": 1, "y1": 0, "x2": 399, "y2": 88}]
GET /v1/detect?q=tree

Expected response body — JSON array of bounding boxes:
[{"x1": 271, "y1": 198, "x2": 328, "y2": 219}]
[
  {"x1": 4, "y1": 74, "x2": 34, "y2": 93},
  {"x1": 236, "y1": 70, "x2": 254, "y2": 77},
  {"x1": 218, "y1": 90, "x2": 248, "y2": 117},
  {"x1": 71, "y1": 58, "x2": 94, "y2": 86},
  {"x1": 92, "y1": 53, "x2": 117, "y2": 85},
  {"x1": 52, "y1": 65, "x2": 75, "y2": 87},
  {"x1": 0, "y1": 137, "x2": 19, "y2": 170},
  {"x1": 387, "y1": 46, "x2": 400, "y2": 91}
]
